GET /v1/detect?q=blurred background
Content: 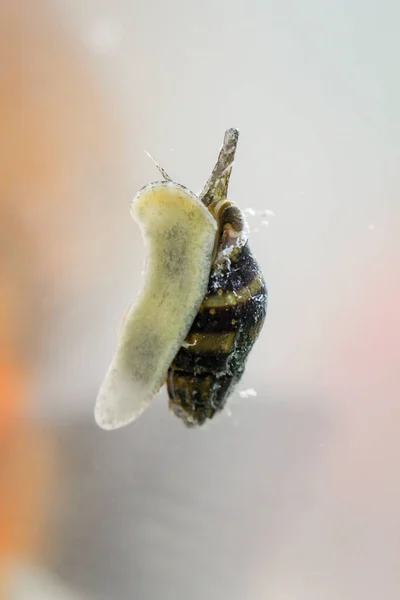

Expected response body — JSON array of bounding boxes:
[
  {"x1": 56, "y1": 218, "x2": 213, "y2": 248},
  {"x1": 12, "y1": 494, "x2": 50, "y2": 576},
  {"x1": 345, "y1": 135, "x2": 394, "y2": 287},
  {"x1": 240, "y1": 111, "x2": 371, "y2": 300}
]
[{"x1": 1, "y1": 0, "x2": 399, "y2": 598}]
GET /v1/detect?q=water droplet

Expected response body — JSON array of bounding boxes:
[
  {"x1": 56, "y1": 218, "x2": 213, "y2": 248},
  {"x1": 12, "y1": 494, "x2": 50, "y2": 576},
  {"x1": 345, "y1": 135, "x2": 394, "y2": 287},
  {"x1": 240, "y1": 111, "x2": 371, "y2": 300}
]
[{"x1": 238, "y1": 388, "x2": 257, "y2": 399}]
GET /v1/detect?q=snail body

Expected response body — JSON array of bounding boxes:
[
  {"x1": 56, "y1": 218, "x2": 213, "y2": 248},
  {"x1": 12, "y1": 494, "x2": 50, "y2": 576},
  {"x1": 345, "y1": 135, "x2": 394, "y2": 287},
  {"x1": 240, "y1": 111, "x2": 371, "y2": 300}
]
[{"x1": 95, "y1": 129, "x2": 267, "y2": 430}]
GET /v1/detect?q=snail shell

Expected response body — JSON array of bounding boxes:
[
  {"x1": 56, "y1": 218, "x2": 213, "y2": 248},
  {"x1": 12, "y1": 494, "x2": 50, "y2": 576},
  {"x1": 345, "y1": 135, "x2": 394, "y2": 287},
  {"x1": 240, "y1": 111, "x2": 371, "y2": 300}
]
[
  {"x1": 167, "y1": 130, "x2": 267, "y2": 426},
  {"x1": 95, "y1": 129, "x2": 267, "y2": 430}
]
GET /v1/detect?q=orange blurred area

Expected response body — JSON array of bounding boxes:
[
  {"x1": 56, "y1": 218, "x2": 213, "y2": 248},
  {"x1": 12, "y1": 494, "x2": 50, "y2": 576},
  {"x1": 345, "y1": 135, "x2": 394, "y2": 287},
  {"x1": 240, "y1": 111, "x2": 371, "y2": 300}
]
[
  {"x1": 0, "y1": 364, "x2": 26, "y2": 440},
  {"x1": 0, "y1": 2, "x2": 125, "y2": 301},
  {"x1": 0, "y1": 0, "x2": 122, "y2": 592},
  {"x1": 0, "y1": 422, "x2": 54, "y2": 588}
]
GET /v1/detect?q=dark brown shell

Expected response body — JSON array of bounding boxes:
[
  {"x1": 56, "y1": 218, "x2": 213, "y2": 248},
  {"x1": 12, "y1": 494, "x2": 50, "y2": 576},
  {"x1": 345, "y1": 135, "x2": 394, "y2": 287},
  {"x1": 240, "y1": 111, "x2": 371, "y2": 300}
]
[{"x1": 167, "y1": 242, "x2": 267, "y2": 426}]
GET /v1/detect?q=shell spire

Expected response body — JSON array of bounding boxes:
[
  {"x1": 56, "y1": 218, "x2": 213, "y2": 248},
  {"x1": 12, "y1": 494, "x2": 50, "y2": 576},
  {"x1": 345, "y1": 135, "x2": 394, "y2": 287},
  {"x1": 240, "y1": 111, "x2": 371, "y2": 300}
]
[
  {"x1": 200, "y1": 128, "x2": 248, "y2": 258},
  {"x1": 200, "y1": 128, "x2": 239, "y2": 207}
]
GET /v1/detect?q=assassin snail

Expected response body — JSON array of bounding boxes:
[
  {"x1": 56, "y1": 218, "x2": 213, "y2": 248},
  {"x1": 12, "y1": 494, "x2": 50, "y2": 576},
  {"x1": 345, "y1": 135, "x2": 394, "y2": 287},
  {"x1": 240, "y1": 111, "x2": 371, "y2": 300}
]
[{"x1": 95, "y1": 128, "x2": 267, "y2": 429}]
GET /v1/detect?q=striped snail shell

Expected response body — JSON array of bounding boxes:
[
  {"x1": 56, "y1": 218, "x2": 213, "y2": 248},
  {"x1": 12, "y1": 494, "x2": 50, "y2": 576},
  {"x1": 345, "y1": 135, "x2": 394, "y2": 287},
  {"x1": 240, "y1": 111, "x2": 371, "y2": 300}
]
[
  {"x1": 167, "y1": 129, "x2": 267, "y2": 426},
  {"x1": 95, "y1": 129, "x2": 267, "y2": 430}
]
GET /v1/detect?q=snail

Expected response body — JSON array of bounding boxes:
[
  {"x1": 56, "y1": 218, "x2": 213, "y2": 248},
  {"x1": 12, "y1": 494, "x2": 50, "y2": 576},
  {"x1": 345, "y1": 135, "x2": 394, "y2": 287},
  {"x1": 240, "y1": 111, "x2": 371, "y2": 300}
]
[{"x1": 95, "y1": 129, "x2": 267, "y2": 429}]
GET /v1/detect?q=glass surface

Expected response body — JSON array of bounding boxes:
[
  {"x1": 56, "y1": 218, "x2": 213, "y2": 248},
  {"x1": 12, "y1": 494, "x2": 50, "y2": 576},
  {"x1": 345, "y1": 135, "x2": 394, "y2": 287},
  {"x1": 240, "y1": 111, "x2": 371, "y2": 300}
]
[{"x1": 1, "y1": 1, "x2": 399, "y2": 598}]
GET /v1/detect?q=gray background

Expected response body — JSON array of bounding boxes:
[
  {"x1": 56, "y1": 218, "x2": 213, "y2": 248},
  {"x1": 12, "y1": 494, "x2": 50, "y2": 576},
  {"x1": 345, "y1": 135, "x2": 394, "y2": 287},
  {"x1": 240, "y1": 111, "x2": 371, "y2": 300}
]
[{"x1": 28, "y1": 1, "x2": 400, "y2": 598}]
